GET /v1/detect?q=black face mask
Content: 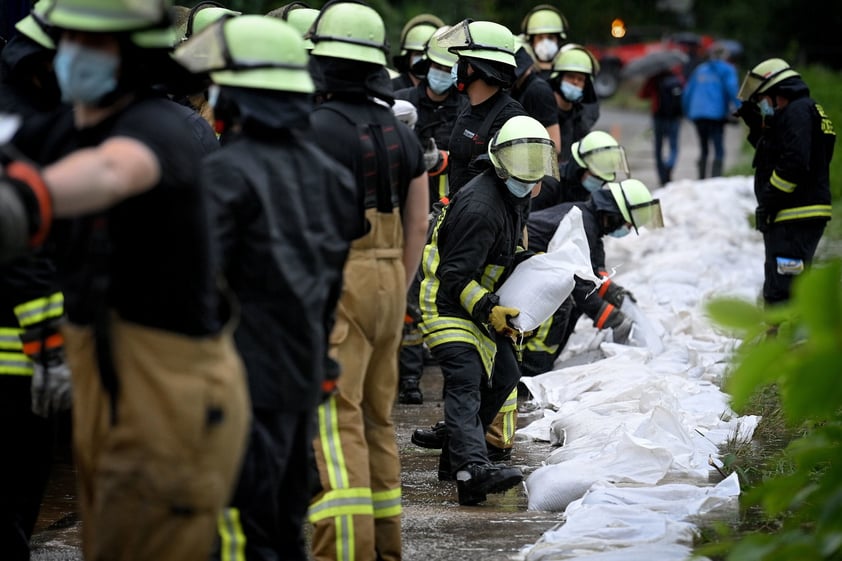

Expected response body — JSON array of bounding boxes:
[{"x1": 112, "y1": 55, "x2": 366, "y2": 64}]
[{"x1": 454, "y1": 61, "x2": 478, "y2": 93}]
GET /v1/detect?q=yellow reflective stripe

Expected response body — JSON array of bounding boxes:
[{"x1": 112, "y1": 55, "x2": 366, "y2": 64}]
[
  {"x1": 438, "y1": 174, "x2": 448, "y2": 200},
  {"x1": 421, "y1": 318, "x2": 496, "y2": 377},
  {"x1": 770, "y1": 171, "x2": 796, "y2": 193},
  {"x1": 459, "y1": 280, "x2": 487, "y2": 315},
  {"x1": 499, "y1": 387, "x2": 518, "y2": 446},
  {"x1": 318, "y1": 394, "x2": 350, "y2": 491},
  {"x1": 480, "y1": 264, "x2": 505, "y2": 291},
  {"x1": 499, "y1": 388, "x2": 518, "y2": 412},
  {"x1": 372, "y1": 487, "x2": 402, "y2": 519},
  {"x1": 13, "y1": 292, "x2": 64, "y2": 327},
  {"x1": 525, "y1": 315, "x2": 559, "y2": 354},
  {"x1": 308, "y1": 488, "x2": 374, "y2": 522},
  {"x1": 419, "y1": 245, "x2": 441, "y2": 319},
  {"x1": 0, "y1": 328, "x2": 24, "y2": 351},
  {"x1": 217, "y1": 508, "x2": 246, "y2": 561},
  {"x1": 774, "y1": 205, "x2": 833, "y2": 222},
  {"x1": 0, "y1": 352, "x2": 33, "y2": 375}
]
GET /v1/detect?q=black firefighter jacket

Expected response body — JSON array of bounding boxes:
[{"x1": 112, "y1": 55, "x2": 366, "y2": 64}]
[{"x1": 202, "y1": 129, "x2": 357, "y2": 412}]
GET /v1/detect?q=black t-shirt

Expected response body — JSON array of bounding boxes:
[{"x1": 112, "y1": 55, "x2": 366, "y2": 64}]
[
  {"x1": 513, "y1": 73, "x2": 557, "y2": 128},
  {"x1": 13, "y1": 95, "x2": 223, "y2": 335},
  {"x1": 447, "y1": 91, "x2": 527, "y2": 194}
]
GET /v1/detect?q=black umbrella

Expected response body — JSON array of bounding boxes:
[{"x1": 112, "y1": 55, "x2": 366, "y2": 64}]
[{"x1": 621, "y1": 49, "x2": 689, "y2": 80}]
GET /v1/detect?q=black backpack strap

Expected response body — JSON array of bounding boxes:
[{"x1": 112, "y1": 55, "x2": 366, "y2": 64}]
[{"x1": 476, "y1": 93, "x2": 514, "y2": 158}]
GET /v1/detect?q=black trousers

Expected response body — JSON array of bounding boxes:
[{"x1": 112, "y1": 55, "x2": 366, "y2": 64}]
[
  {"x1": 520, "y1": 298, "x2": 580, "y2": 377},
  {"x1": 213, "y1": 408, "x2": 316, "y2": 561},
  {"x1": 763, "y1": 220, "x2": 826, "y2": 305},
  {"x1": 433, "y1": 336, "x2": 521, "y2": 473},
  {"x1": 0, "y1": 378, "x2": 55, "y2": 561}
]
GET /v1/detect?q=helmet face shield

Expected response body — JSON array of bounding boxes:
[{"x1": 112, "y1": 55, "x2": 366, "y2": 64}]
[
  {"x1": 574, "y1": 143, "x2": 628, "y2": 181},
  {"x1": 490, "y1": 137, "x2": 559, "y2": 182},
  {"x1": 609, "y1": 179, "x2": 663, "y2": 233},
  {"x1": 628, "y1": 199, "x2": 664, "y2": 232},
  {"x1": 436, "y1": 19, "x2": 515, "y2": 67},
  {"x1": 737, "y1": 58, "x2": 799, "y2": 101}
]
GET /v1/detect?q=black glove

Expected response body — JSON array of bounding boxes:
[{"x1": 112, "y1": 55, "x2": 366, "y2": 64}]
[
  {"x1": 595, "y1": 303, "x2": 636, "y2": 345},
  {"x1": 21, "y1": 319, "x2": 73, "y2": 417},
  {"x1": 610, "y1": 315, "x2": 636, "y2": 345},
  {"x1": 601, "y1": 281, "x2": 636, "y2": 308},
  {"x1": 0, "y1": 161, "x2": 53, "y2": 262},
  {"x1": 755, "y1": 207, "x2": 771, "y2": 233}
]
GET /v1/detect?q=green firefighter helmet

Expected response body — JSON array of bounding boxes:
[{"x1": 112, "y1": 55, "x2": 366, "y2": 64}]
[
  {"x1": 35, "y1": 0, "x2": 175, "y2": 47},
  {"x1": 399, "y1": 13, "x2": 444, "y2": 54},
  {"x1": 551, "y1": 44, "x2": 599, "y2": 78},
  {"x1": 425, "y1": 26, "x2": 457, "y2": 68},
  {"x1": 607, "y1": 179, "x2": 664, "y2": 233},
  {"x1": 172, "y1": 15, "x2": 313, "y2": 94},
  {"x1": 737, "y1": 58, "x2": 800, "y2": 101},
  {"x1": 309, "y1": 1, "x2": 389, "y2": 66},
  {"x1": 521, "y1": 4, "x2": 568, "y2": 39},
  {"x1": 183, "y1": 2, "x2": 240, "y2": 40},
  {"x1": 15, "y1": 12, "x2": 55, "y2": 49},
  {"x1": 488, "y1": 115, "x2": 560, "y2": 182},
  {"x1": 436, "y1": 19, "x2": 516, "y2": 67},
  {"x1": 571, "y1": 131, "x2": 629, "y2": 182}
]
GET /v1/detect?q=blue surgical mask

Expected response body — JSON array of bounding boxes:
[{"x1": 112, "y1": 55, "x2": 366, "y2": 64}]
[
  {"x1": 427, "y1": 68, "x2": 455, "y2": 95},
  {"x1": 450, "y1": 63, "x2": 459, "y2": 85},
  {"x1": 757, "y1": 97, "x2": 775, "y2": 117},
  {"x1": 560, "y1": 81, "x2": 583, "y2": 102},
  {"x1": 505, "y1": 177, "x2": 536, "y2": 198},
  {"x1": 54, "y1": 41, "x2": 119, "y2": 105},
  {"x1": 608, "y1": 225, "x2": 631, "y2": 238},
  {"x1": 582, "y1": 174, "x2": 604, "y2": 193}
]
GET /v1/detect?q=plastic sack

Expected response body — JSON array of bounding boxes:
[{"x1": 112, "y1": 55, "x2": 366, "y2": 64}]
[
  {"x1": 620, "y1": 299, "x2": 665, "y2": 354},
  {"x1": 496, "y1": 207, "x2": 601, "y2": 332}
]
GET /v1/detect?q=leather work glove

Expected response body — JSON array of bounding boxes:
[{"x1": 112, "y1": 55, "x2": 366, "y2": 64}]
[
  {"x1": 21, "y1": 320, "x2": 72, "y2": 417},
  {"x1": 489, "y1": 306, "x2": 521, "y2": 338},
  {"x1": 0, "y1": 160, "x2": 53, "y2": 263},
  {"x1": 423, "y1": 138, "x2": 443, "y2": 172}
]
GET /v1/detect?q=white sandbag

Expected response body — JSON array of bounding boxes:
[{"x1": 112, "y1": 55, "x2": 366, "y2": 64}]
[
  {"x1": 496, "y1": 207, "x2": 601, "y2": 331},
  {"x1": 620, "y1": 299, "x2": 665, "y2": 354}
]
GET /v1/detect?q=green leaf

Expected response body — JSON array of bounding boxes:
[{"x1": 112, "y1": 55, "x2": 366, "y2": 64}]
[
  {"x1": 792, "y1": 261, "x2": 842, "y2": 334},
  {"x1": 779, "y1": 350, "x2": 842, "y2": 422},
  {"x1": 707, "y1": 298, "x2": 768, "y2": 331},
  {"x1": 726, "y1": 337, "x2": 791, "y2": 411}
]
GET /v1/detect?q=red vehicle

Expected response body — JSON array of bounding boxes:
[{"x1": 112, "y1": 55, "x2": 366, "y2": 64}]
[{"x1": 586, "y1": 28, "x2": 716, "y2": 98}]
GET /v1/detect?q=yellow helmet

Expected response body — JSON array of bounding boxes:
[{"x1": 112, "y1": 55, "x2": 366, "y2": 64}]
[
  {"x1": 15, "y1": 12, "x2": 55, "y2": 50},
  {"x1": 520, "y1": 5, "x2": 568, "y2": 39},
  {"x1": 737, "y1": 58, "x2": 800, "y2": 101},
  {"x1": 551, "y1": 44, "x2": 600, "y2": 78},
  {"x1": 425, "y1": 26, "x2": 457, "y2": 68},
  {"x1": 488, "y1": 115, "x2": 559, "y2": 182},
  {"x1": 399, "y1": 14, "x2": 444, "y2": 54},
  {"x1": 266, "y1": 2, "x2": 319, "y2": 49},
  {"x1": 309, "y1": 1, "x2": 389, "y2": 66},
  {"x1": 571, "y1": 131, "x2": 629, "y2": 182},
  {"x1": 436, "y1": 19, "x2": 516, "y2": 68},
  {"x1": 606, "y1": 179, "x2": 663, "y2": 233}
]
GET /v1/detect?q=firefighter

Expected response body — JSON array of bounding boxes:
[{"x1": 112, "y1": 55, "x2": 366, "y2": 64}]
[
  {"x1": 266, "y1": 2, "x2": 319, "y2": 49},
  {"x1": 0, "y1": 12, "x2": 66, "y2": 560},
  {"x1": 174, "y1": 15, "x2": 360, "y2": 560},
  {"x1": 531, "y1": 129, "x2": 629, "y2": 211},
  {"x1": 735, "y1": 58, "x2": 835, "y2": 306},
  {"x1": 393, "y1": 25, "x2": 468, "y2": 405},
  {"x1": 418, "y1": 115, "x2": 558, "y2": 505},
  {"x1": 511, "y1": 37, "x2": 561, "y2": 155},
  {"x1": 390, "y1": 13, "x2": 444, "y2": 92},
  {"x1": 442, "y1": 19, "x2": 528, "y2": 194},
  {"x1": 522, "y1": 179, "x2": 664, "y2": 376},
  {"x1": 306, "y1": 1, "x2": 429, "y2": 559},
  {"x1": 0, "y1": 1, "x2": 249, "y2": 560},
  {"x1": 548, "y1": 44, "x2": 601, "y2": 163},
  {"x1": 519, "y1": 4, "x2": 570, "y2": 79}
]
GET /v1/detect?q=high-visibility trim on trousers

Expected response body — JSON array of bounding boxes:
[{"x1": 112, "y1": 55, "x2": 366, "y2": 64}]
[
  {"x1": 13, "y1": 292, "x2": 64, "y2": 327},
  {"x1": 308, "y1": 488, "x2": 374, "y2": 523},
  {"x1": 217, "y1": 508, "x2": 246, "y2": 561}
]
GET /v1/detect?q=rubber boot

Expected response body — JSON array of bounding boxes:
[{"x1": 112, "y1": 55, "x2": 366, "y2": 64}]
[
  {"x1": 455, "y1": 463, "x2": 523, "y2": 506},
  {"x1": 711, "y1": 159, "x2": 723, "y2": 178}
]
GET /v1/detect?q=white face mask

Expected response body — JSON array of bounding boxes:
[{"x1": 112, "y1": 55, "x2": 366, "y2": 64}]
[
  {"x1": 533, "y1": 37, "x2": 559, "y2": 62},
  {"x1": 427, "y1": 68, "x2": 455, "y2": 95}
]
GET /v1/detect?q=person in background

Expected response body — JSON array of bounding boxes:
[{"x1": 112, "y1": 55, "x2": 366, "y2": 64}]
[
  {"x1": 639, "y1": 67, "x2": 684, "y2": 186},
  {"x1": 735, "y1": 58, "x2": 834, "y2": 306},
  {"x1": 0, "y1": 0, "x2": 250, "y2": 559},
  {"x1": 418, "y1": 115, "x2": 557, "y2": 505},
  {"x1": 390, "y1": 13, "x2": 444, "y2": 92},
  {"x1": 266, "y1": 1, "x2": 319, "y2": 48},
  {"x1": 547, "y1": 43, "x2": 600, "y2": 163},
  {"x1": 394, "y1": 25, "x2": 467, "y2": 405},
  {"x1": 442, "y1": 19, "x2": 527, "y2": 195},
  {"x1": 306, "y1": 1, "x2": 429, "y2": 558},
  {"x1": 682, "y1": 43, "x2": 740, "y2": 179},
  {"x1": 522, "y1": 179, "x2": 664, "y2": 376},
  {"x1": 518, "y1": 4, "x2": 569, "y2": 80},
  {"x1": 510, "y1": 37, "x2": 561, "y2": 156}
]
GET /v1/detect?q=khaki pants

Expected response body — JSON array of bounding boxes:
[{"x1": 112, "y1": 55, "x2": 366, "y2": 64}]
[
  {"x1": 64, "y1": 316, "x2": 249, "y2": 561},
  {"x1": 310, "y1": 210, "x2": 406, "y2": 561}
]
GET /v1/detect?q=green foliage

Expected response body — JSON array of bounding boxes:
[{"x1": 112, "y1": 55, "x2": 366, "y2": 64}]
[
  {"x1": 798, "y1": 66, "x2": 842, "y2": 201},
  {"x1": 700, "y1": 260, "x2": 842, "y2": 561}
]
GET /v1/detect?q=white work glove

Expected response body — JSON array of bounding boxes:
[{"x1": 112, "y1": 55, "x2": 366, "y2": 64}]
[
  {"x1": 22, "y1": 323, "x2": 73, "y2": 417},
  {"x1": 423, "y1": 138, "x2": 442, "y2": 171}
]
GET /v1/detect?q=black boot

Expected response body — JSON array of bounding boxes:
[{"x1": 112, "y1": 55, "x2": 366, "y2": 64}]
[
  {"x1": 486, "y1": 442, "x2": 512, "y2": 462},
  {"x1": 398, "y1": 377, "x2": 423, "y2": 405},
  {"x1": 455, "y1": 463, "x2": 523, "y2": 506},
  {"x1": 697, "y1": 159, "x2": 706, "y2": 179},
  {"x1": 411, "y1": 420, "x2": 446, "y2": 449},
  {"x1": 438, "y1": 434, "x2": 453, "y2": 481},
  {"x1": 711, "y1": 159, "x2": 723, "y2": 178}
]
